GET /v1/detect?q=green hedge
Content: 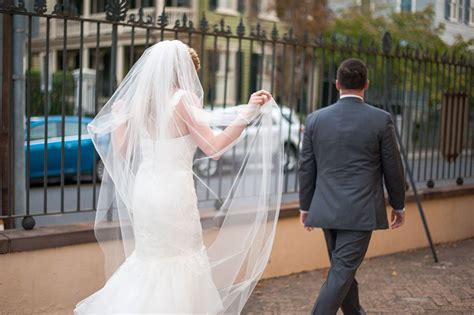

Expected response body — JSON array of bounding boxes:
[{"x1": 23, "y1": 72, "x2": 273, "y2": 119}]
[{"x1": 29, "y1": 69, "x2": 75, "y2": 116}]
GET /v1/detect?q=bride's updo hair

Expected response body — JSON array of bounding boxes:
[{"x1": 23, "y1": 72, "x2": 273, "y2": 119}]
[{"x1": 188, "y1": 48, "x2": 201, "y2": 71}]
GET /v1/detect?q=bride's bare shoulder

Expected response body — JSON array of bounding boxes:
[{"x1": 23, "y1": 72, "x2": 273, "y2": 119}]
[{"x1": 174, "y1": 90, "x2": 201, "y2": 112}]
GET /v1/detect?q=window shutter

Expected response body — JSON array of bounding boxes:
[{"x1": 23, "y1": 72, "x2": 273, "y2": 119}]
[
  {"x1": 465, "y1": 0, "x2": 471, "y2": 23},
  {"x1": 445, "y1": 0, "x2": 451, "y2": 20},
  {"x1": 251, "y1": 1, "x2": 259, "y2": 16},
  {"x1": 237, "y1": 0, "x2": 245, "y2": 14},
  {"x1": 209, "y1": 0, "x2": 217, "y2": 10}
]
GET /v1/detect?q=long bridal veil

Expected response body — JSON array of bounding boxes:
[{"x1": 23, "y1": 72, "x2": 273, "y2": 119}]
[{"x1": 87, "y1": 40, "x2": 284, "y2": 314}]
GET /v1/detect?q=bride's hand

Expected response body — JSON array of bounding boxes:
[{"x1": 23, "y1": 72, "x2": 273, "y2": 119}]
[
  {"x1": 249, "y1": 90, "x2": 272, "y2": 106},
  {"x1": 238, "y1": 90, "x2": 272, "y2": 124}
]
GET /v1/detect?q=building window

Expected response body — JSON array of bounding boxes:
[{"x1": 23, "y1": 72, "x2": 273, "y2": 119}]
[
  {"x1": 91, "y1": 0, "x2": 106, "y2": 14},
  {"x1": 458, "y1": 0, "x2": 464, "y2": 21},
  {"x1": 215, "y1": 51, "x2": 236, "y2": 105},
  {"x1": 57, "y1": 49, "x2": 80, "y2": 71},
  {"x1": 450, "y1": 0, "x2": 458, "y2": 20},
  {"x1": 470, "y1": 2, "x2": 474, "y2": 24},
  {"x1": 58, "y1": 0, "x2": 84, "y2": 15},
  {"x1": 89, "y1": 48, "x2": 112, "y2": 98},
  {"x1": 130, "y1": 0, "x2": 155, "y2": 8},
  {"x1": 165, "y1": 0, "x2": 191, "y2": 7},
  {"x1": 218, "y1": 0, "x2": 238, "y2": 13},
  {"x1": 260, "y1": 0, "x2": 272, "y2": 13},
  {"x1": 258, "y1": 0, "x2": 278, "y2": 19},
  {"x1": 449, "y1": 0, "x2": 473, "y2": 23},
  {"x1": 124, "y1": 45, "x2": 146, "y2": 73},
  {"x1": 400, "y1": 0, "x2": 412, "y2": 12},
  {"x1": 449, "y1": 0, "x2": 466, "y2": 21},
  {"x1": 249, "y1": 53, "x2": 273, "y2": 96}
]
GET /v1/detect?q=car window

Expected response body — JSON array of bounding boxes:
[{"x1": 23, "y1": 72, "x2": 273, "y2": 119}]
[
  {"x1": 29, "y1": 122, "x2": 58, "y2": 141},
  {"x1": 63, "y1": 121, "x2": 89, "y2": 137}
]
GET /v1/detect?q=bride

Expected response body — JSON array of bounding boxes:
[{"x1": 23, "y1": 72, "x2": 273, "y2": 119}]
[{"x1": 74, "y1": 40, "x2": 284, "y2": 314}]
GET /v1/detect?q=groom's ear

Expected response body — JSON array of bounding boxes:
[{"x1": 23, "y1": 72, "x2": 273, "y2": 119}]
[
  {"x1": 335, "y1": 80, "x2": 341, "y2": 91},
  {"x1": 364, "y1": 80, "x2": 370, "y2": 91}
]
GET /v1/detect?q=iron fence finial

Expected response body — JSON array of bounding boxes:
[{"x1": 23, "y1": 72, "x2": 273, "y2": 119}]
[
  {"x1": 451, "y1": 51, "x2": 457, "y2": 64},
  {"x1": 128, "y1": 7, "x2": 153, "y2": 26},
  {"x1": 34, "y1": 0, "x2": 47, "y2": 14},
  {"x1": 250, "y1": 22, "x2": 266, "y2": 39},
  {"x1": 271, "y1": 23, "x2": 279, "y2": 41},
  {"x1": 357, "y1": 35, "x2": 363, "y2": 51},
  {"x1": 316, "y1": 33, "x2": 324, "y2": 47},
  {"x1": 199, "y1": 12, "x2": 209, "y2": 32},
  {"x1": 441, "y1": 50, "x2": 448, "y2": 62},
  {"x1": 1, "y1": 0, "x2": 26, "y2": 12},
  {"x1": 303, "y1": 30, "x2": 309, "y2": 45},
  {"x1": 213, "y1": 18, "x2": 231, "y2": 35},
  {"x1": 382, "y1": 31, "x2": 392, "y2": 55},
  {"x1": 344, "y1": 35, "x2": 350, "y2": 49},
  {"x1": 105, "y1": 0, "x2": 129, "y2": 22},
  {"x1": 283, "y1": 28, "x2": 295, "y2": 43},
  {"x1": 157, "y1": 6, "x2": 169, "y2": 28},
  {"x1": 395, "y1": 43, "x2": 401, "y2": 57},
  {"x1": 237, "y1": 18, "x2": 245, "y2": 37},
  {"x1": 331, "y1": 33, "x2": 337, "y2": 48}
]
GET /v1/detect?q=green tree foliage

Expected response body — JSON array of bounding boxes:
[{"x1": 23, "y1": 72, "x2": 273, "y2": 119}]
[
  {"x1": 327, "y1": 5, "x2": 473, "y2": 56},
  {"x1": 325, "y1": 5, "x2": 473, "y2": 108},
  {"x1": 273, "y1": 0, "x2": 330, "y2": 36}
]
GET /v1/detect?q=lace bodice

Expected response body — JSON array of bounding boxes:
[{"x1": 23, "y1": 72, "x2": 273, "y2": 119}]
[{"x1": 132, "y1": 131, "x2": 203, "y2": 259}]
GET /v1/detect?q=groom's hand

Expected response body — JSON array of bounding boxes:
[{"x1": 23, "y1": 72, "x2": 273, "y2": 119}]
[
  {"x1": 390, "y1": 209, "x2": 405, "y2": 229},
  {"x1": 299, "y1": 211, "x2": 313, "y2": 231}
]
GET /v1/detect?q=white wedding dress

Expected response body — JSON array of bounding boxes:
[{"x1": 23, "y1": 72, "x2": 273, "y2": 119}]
[
  {"x1": 74, "y1": 132, "x2": 223, "y2": 314},
  {"x1": 75, "y1": 40, "x2": 284, "y2": 314}
]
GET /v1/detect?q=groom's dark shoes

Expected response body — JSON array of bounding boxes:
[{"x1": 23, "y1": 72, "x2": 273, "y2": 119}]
[{"x1": 298, "y1": 59, "x2": 405, "y2": 315}]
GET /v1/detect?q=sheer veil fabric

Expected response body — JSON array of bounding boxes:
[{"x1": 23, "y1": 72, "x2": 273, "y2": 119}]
[{"x1": 86, "y1": 40, "x2": 284, "y2": 314}]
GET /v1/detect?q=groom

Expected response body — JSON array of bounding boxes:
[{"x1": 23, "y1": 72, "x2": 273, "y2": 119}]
[{"x1": 298, "y1": 58, "x2": 406, "y2": 315}]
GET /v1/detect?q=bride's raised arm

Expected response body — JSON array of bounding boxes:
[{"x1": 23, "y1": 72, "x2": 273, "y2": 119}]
[{"x1": 175, "y1": 90, "x2": 272, "y2": 159}]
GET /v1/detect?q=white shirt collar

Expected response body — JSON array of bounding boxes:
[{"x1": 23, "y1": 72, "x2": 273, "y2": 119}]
[{"x1": 340, "y1": 94, "x2": 364, "y2": 101}]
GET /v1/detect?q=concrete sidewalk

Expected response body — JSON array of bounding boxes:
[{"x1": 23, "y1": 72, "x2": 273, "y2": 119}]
[{"x1": 244, "y1": 238, "x2": 474, "y2": 314}]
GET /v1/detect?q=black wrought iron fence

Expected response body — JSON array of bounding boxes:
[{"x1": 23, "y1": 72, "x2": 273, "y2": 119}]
[{"x1": 0, "y1": 1, "x2": 473, "y2": 230}]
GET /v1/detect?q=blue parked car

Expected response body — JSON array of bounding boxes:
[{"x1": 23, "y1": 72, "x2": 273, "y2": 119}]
[{"x1": 26, "y1": 116, "x2": 104, "y2": 181}]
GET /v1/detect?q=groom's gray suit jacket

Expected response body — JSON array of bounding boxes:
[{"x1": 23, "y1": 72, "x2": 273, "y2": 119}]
[{"x1": 298, "y1": 96, "x2": 405, "y2": 231}]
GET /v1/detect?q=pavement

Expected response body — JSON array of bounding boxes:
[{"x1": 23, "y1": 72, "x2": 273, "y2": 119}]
[{"x1": 243, "y1": 238, "x2": 474, "y2": 314}]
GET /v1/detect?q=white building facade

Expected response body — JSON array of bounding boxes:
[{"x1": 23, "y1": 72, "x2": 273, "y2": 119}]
[{"x1": 328, "y1": 0, "x2": 474, "y2": 45}]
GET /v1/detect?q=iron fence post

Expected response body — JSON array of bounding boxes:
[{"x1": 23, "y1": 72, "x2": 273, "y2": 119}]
[
  {"x1": 1, "y1": 12, "x2": 13, "y2": 229},
  {"x1": 109, "y1": 24, "x2": 118, "y2": 96},
  {"x1": 105, "y1": 0, "x2": 129, "y2": 221},
  {"x1": 13, "y1": 10, "x2": 27, "y2": 229},
  {"x1": 382, "y1": 32, "x2": 438, "y2": 263}
]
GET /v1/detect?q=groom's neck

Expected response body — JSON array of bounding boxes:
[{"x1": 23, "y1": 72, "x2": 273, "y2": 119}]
[{"x1": 339, "y1": 89, "x2": 365, "y2": 99}]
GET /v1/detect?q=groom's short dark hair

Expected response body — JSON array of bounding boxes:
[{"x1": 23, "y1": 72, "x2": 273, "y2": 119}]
[{"x1": 337, "y1": 58, "x2": 368, "y2": 90}]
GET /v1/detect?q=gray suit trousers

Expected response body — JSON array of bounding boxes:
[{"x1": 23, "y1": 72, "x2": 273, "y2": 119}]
[{"x1": 312, "y1": 229, "x2": 372, "y2": 315}]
